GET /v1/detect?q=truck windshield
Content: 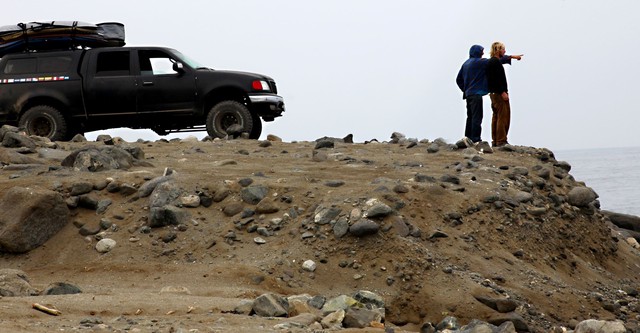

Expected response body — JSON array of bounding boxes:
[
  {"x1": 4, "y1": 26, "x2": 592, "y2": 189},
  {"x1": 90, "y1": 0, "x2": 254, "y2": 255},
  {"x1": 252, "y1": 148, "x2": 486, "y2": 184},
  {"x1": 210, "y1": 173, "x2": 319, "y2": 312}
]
[{"x1": 170, "y1": 50, "x2": 208, "y2": 69}]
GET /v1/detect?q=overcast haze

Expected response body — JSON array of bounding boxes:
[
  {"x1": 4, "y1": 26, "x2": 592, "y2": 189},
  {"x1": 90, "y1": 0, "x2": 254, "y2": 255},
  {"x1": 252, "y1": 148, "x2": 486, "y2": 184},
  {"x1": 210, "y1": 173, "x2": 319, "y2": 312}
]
[{"x1": 2, "y1": 0, "x2": 638, "y2": 151}]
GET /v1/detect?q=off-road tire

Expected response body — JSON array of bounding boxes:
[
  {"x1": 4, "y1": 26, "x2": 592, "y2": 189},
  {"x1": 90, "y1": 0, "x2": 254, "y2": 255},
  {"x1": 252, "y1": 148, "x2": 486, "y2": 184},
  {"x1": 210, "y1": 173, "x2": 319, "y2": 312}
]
[
  {"x1": 19, "y1": 105, "x2": 68, "y2": 141},
  {"x1": 206, "y1": 101, "x2": 254, "y2": 139},
  {"x1": 249, "y1": 113, "x2": 263, "y2": 139}
]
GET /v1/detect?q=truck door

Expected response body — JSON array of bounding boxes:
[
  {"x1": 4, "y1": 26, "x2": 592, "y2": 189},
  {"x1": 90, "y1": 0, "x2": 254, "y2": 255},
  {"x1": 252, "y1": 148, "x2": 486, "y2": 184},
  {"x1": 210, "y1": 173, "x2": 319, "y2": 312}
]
[
  {"x1": 135, "y1": 49, "x2": 196, "y2": 117},
  {"x1": 83, "y1": 50, "x2": 137, "y2": 117}
]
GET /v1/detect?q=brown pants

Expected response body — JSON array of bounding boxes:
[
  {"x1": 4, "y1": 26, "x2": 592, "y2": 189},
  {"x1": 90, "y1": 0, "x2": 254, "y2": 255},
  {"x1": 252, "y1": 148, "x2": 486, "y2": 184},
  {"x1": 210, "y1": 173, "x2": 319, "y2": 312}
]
[{"x1": 490, "y1": 93, "x2": 511, "y2": 146}]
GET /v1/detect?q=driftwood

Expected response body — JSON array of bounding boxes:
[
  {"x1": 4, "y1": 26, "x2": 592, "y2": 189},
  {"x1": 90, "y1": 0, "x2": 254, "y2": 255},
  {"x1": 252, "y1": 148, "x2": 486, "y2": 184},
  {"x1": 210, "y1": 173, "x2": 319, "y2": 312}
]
[{"x1": 32, "y1": 303, "x2": 62, "y2": 316}]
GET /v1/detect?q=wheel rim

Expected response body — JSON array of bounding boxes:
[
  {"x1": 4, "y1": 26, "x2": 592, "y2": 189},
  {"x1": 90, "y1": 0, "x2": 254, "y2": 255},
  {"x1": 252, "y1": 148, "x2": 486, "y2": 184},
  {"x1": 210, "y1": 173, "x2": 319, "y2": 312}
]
[
  {"x1": 218, "y1": 112, "x2": 241, "y2": 131},
  {"x1": 29, "y1": 116, "x2": 54, "y2": 137}
]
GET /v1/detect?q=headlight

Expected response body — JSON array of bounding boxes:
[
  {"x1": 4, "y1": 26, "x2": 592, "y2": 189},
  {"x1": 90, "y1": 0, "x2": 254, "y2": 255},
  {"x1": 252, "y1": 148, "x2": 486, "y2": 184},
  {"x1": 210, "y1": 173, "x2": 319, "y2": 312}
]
[{"x1": 251, "y1": 80, "x2": 271, "y2": 91}]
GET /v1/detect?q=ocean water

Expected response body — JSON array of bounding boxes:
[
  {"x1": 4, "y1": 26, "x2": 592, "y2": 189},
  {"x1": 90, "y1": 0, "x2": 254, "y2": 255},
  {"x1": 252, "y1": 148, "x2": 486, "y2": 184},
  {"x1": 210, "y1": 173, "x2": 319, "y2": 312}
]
[{"x1": 554, "y1": 146, "x2": 640, "y2": 217}]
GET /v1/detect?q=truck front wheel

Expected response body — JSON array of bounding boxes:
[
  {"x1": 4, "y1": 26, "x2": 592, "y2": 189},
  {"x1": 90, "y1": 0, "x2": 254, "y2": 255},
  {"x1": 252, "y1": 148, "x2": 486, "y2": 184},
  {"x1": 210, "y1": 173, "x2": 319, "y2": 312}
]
[
  {"x1": 206, "y1": 101, "x2": 254, "y2": 139},
  {"x1": 19, "y1": 105, "x2": 68, "y2": 141}
]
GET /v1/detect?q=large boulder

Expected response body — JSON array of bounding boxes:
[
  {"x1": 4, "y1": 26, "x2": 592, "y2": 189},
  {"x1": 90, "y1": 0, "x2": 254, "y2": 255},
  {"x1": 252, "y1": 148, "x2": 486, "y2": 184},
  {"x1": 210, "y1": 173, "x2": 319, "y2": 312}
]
[
  {"x1": 567, "y1": 186, "x2": 598, "y2": 207},
  {"x1": 0, "y1": 187, "x2": 70, "y2": 253},
  {"x1": 61, "y1": 145, "x2": 151, "y2": 171}
]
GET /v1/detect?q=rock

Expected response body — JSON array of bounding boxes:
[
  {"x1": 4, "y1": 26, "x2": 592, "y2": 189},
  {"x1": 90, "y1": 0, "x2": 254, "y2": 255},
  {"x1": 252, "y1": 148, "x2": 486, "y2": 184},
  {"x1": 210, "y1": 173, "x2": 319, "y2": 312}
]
[
  {"x1": 149, "y1": 206, "x2": 189, "y2": 228},
  {"x1": 223, "y1": 202, "x2": 244, "y2": 217},
  {"x1": 314, "y1": 206, "x2": 342, "y2": 225},
  {"x1": 69, "y1": 182, "x2": 93, "y2": 196},
  {"x1": 474, "y1": 141, "x2": 493, "y2": 153},
  {"x1": 322, "y1": 295, "x2": 359, "y2": 314},
  {"x1": 321, "y1": 309, "x2": 345, "y2": 329},
  {"x1": 240, "y1": 185, "x2": 269, "y2": 205},
  {"x1": 513, "y1": 191, "x2": 533, "y2": 203},
  {"x1": 353, "y1": 290, "x2": 385, "y2": 309},
  {"x1": 279, "y1": 313, "x2": 318, "y2": 328},
  {"x1": 0, "y1": 269, "x2": 38, "y2": 296},
  {"x1": 256, "y1": 199, "x2": 279, "y2": 214},
  {"x1": 312, "y1": 150, "x2": 328, "y2": 162},
  {"x1": 180, "y1": 194, "x2": 200, "y2": 208},
  {"x1": 435, "y1": 316, "x2": 459, "y2": 330},
  {"x1": 37, "y1": 148, "x2": 70, "y2": 161},
  {"x1": 333, "y1": 218, "x2": 350, "y2": 238},
  {"x1": 71, "y1": 134, "x2": 87, "y2": 142},
  {"x1": 0, "y1": 187, "x2": 70, "y2": 253},
  {"x1": 138, "y1": 175, "x2": 173, "y2": 198},
  {"x1": 309, "y1": 295, "x2": 326, "y2": 309},
  {"x1": 363, "y1": 199, "x2": 394, "y2": 218},
  {"x1": 391, "y1": 216, "x2": 410, "y2": 237},
  {"x1": 343, "y1": 307, "x2": 383, "y2": 328},
  {"x1": 325, "y1": 180, "x2": 345, "y2": 187},
  {"x1": 78, "y1": 194, "x2": 99, "y2": 210},
  {"x1": 568, "y1": 186, "x2": 598, "y2": 207},
  {"x1": 440, "y1": 174, "x2": 460, "y2": 185},
  {"x1": 603, "y1": 210, "x2": 640, "y2": 232},
  {"x1": 266, "y1": 134, "x2": 282, "y2": 142},
  {"x1": 315, "y1": 140, "x2": 335, "y2": 149},
  {"x1": 0, "y1": 148, "x2": 43, "y2": 164},
  {"x1": 149, "y1": 181, "x2": 181, "y2": 207},
  {"x1": 61, "y1": 145, "x2": 147, "y2": 171},
  {"x1": 349, "y1": 219, "x2": 379, "y2": 237},
  {"x1": 302, "y1": 260, "x2": 317, "y2": 272},
  {"x1": 252, "y1": 293, "x2": 290, "y2": 317},
  {"x1": 487, "y1": 312, "x2": 529, "y2": 332},
  {"x1": 426, "y1": 143, "x2": 440, "y2": 153},
  {"x1": 574, "y1": 319, "x2": 626, "y2": 333},
  {"x1": 233, "y1": 299, "x2": 254, "y2": 314},
  {"x1": 2, "y1": 132, "x2": 36, "y2": 149},
  {"x1": 496, "y1": 299, "x2": 518, "y2": 313},
  {"x1": 95, "y1": 238, "x2": 116, "y2": 253},
  {"x1": 42, "y1": 282, "x2": 82, "y2": 295},
  {"x1": 96, "y1": 199, "x2": 112, "y2": 214},
  {"x1": 554, "y1": 161, "x2": 572, "y2": 172},
  {"x1": 79, "y1": 222, "x2": 102, "y2": 236}
]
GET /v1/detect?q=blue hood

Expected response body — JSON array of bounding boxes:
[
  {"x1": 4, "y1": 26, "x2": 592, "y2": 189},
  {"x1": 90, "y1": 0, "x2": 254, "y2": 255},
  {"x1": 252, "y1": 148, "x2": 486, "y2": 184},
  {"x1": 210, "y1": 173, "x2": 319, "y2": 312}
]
[{"x1": 469, "y1": 44, "x2": 484, "y2": 58}]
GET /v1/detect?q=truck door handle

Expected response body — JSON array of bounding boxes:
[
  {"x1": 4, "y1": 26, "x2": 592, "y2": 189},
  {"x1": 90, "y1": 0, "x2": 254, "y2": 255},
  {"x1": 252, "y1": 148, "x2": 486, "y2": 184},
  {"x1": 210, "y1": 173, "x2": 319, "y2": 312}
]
[{"x1": 142, "y1": 81, "x2": 154, "y2": 86}]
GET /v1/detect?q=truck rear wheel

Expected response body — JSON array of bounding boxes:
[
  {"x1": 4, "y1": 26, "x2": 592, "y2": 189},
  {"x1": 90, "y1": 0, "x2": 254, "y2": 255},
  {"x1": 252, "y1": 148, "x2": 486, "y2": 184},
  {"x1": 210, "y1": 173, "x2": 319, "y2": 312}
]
[
  {"x1": 19, "y1": 105, "x2": 68, "y2": 141},
  {"x1": 206, "y1": 101, "x2": 254, "y2": 139}
]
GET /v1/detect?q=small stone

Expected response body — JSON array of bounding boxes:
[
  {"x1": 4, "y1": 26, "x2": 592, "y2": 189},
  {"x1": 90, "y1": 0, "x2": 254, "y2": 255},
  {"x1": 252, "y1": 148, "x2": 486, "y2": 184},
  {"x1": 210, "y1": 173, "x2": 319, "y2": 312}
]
[
  {"x1": 95, "y1": 238, "x2": 116, "y2": 253},
  {"x1": 302, "y1": 260, "x2": 317, "y2": 272}
]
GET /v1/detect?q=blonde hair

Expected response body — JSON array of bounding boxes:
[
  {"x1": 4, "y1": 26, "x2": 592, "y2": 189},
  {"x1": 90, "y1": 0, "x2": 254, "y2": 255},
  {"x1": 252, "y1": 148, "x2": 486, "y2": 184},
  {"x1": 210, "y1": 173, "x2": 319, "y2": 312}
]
[{"x1": 490, "y1": 42, "x2": 505, "y2": 58}]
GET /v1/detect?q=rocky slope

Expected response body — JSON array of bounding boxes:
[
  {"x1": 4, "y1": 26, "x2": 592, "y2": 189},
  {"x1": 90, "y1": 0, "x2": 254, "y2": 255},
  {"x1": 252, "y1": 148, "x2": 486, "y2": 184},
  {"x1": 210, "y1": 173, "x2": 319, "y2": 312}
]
[{"x1": 0, "y1": 126, "x2": 639, "y2": 332}]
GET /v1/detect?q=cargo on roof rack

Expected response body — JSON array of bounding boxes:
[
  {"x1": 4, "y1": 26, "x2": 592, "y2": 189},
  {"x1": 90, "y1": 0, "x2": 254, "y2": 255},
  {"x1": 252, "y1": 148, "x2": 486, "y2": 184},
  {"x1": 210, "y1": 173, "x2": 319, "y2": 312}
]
[{"x1": 0, "y1": 21, "x2": 125, "y2": 56}]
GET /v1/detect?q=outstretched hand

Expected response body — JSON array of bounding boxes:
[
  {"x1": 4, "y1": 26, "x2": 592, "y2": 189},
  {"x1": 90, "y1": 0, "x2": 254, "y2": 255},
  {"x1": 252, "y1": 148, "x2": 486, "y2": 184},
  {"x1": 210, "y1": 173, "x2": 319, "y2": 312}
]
[{"x1": 511, "y1": 54, "x2": 524, "y2": 61}]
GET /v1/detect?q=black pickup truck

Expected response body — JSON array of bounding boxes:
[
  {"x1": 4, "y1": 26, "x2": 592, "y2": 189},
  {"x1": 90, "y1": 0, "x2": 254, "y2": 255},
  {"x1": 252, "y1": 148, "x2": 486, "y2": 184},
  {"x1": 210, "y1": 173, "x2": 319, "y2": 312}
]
[{"x1": 0, "y1": 46, "x2": 285, "y2": 140}]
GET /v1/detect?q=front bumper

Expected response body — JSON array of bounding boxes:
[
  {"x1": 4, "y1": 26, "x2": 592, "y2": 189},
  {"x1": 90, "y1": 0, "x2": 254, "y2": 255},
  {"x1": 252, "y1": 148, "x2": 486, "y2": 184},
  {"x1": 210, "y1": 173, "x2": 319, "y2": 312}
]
[{"x1": 249, "y1": 94, "x2": 285, "y2": 120}]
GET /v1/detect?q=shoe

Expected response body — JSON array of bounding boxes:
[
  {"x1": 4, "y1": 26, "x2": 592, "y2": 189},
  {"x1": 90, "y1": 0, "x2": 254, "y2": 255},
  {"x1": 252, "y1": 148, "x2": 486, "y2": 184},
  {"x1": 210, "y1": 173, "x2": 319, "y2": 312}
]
[{"x1": 462, "y1": 137, "x2": 474, "y2": 148}]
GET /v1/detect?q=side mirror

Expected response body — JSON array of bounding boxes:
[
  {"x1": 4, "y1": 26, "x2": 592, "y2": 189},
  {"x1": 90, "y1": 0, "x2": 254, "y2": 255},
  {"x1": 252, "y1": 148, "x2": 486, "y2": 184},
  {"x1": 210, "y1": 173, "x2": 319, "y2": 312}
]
[{"x1": 173, "y1": 62, "x2": 185, "y2": 74}]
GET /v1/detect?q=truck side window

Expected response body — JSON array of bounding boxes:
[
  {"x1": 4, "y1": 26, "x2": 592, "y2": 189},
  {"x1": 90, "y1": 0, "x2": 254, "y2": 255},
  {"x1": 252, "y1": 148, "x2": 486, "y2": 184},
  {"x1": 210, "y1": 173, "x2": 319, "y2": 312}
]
[
  {"x1": 96, "y1": 51, "x2": 130, "y2": 76},
  {"x1": 139, "y1": 50, "x2": 178, "y2": 76},
  {"x1": 4, "y1": 58, "x2": 37, "y2": 74},
  {"x1": 38, "y1": 56, "x2": 72, "y2": 73}
]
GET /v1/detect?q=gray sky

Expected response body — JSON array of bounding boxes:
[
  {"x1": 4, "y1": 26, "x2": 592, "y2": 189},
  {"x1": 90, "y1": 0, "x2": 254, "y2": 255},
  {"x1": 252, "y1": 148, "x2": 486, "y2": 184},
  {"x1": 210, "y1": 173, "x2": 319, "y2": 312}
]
[{"x1": 2, "y1": 0, "x2": 638, "y2": 151}]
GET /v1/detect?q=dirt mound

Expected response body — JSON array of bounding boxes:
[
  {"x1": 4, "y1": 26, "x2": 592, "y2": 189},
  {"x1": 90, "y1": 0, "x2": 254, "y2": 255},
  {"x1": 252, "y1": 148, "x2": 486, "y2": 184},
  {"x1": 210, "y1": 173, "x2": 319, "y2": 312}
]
[{"x1": 0, "y1": 134, "x2": 639, "y2": 332}]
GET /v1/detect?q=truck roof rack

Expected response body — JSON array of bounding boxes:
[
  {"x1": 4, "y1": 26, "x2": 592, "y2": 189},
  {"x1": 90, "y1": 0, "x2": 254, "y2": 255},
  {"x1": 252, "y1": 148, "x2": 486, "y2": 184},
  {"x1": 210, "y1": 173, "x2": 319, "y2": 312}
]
[{"x1": 0, "y1": 21, "x2": 125, "y2": 57}]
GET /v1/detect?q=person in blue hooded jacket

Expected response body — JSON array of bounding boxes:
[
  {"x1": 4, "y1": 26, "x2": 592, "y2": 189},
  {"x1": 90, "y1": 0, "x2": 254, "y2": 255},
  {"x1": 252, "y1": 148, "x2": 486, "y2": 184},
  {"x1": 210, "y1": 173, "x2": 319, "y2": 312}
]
[{"x1": 456, "y1": 44, "x2": 520, "y2": 146}]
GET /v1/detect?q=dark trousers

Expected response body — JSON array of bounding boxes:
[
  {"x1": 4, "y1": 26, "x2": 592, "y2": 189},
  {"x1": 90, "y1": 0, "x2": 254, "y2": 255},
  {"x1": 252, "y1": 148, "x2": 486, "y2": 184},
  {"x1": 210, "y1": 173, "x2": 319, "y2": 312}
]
[
  {"x1": 464, "y1": 95, "x2": 483, "y2": 142},
  {"x1": 490, "y1": 93, "x2": 511, "y2": 145}
]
